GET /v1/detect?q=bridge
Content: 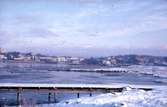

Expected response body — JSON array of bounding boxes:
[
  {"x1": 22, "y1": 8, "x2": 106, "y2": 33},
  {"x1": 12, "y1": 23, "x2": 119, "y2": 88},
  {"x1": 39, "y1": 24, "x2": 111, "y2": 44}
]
[{"x1": 0, "y1": 83, "x2": 154, "y2": 105}]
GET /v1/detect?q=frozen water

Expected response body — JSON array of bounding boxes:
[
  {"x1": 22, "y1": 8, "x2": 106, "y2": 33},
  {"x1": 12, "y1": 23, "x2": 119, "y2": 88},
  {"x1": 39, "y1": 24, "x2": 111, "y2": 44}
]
[{"x1": 127, "y1": 65, "x2": 167, "y2": 78}]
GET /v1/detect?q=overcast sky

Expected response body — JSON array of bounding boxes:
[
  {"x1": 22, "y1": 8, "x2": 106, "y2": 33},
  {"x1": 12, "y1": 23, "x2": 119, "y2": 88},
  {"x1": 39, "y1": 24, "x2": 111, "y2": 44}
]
[{"x1": 0, "y1": 0, "x2": 167, "y2": 57}]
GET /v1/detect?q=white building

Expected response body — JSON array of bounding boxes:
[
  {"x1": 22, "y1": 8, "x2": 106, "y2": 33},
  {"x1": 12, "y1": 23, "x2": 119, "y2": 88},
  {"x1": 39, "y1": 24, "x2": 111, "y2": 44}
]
[
  {"x1": 0, "y1": 54, "x2": 7, "y2": 60},
  {"x1": 57, "y1": 56, "x2": 68, "y2": 62},
  {"x1": 102, "y1": 60, "x2": 112, "y2": 66},
  {"x1": 70, "y1": 57, "x2": 84, "y2": 64}
]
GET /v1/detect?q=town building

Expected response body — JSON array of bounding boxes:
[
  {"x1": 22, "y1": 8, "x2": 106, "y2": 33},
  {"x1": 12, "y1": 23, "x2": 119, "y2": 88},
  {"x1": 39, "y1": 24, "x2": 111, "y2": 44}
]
[
  {"x1": 0, "y1": 48, "x2": 7, "y2": 60},
  {"x1": 0, "y1": 48, "x2": 4, "y2": 54}
]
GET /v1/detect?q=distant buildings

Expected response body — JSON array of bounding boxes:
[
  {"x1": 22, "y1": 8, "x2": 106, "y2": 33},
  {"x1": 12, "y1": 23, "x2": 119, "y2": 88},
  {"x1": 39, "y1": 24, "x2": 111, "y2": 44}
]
[
  {"x1": 0, "y1": 54, "x2": 6, "y2": 60},
  {"x1": 0, "y1": 48, "x2": 7, "y2": 60},
  {"x1": 0, "y1": 48, "x2": 4, "y2": 54},
  {"x1": 101, "y1": 55, "x2": 167, "y2": 66},
  {"x1": 69, "y1": 57, "x2": 84, "y2": 65},
  {"x1": 57, "y1": 56, "x2": 68, "y2": 63},
  {"x1": 0, "y1": 49, "x2": 167, "y2": 66},
  {"x1": 0, "y1": 50, "x2": 84, "y2": 64},
  {"x1": 102, "y1": 56, "x2": 118, "y2": 66}
]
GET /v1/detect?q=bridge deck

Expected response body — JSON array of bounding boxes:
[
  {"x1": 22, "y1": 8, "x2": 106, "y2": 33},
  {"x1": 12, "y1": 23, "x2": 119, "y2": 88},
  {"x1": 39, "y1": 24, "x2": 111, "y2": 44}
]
[{"x1": 0, "y1": 83, "x2": 154, "y2": 93}]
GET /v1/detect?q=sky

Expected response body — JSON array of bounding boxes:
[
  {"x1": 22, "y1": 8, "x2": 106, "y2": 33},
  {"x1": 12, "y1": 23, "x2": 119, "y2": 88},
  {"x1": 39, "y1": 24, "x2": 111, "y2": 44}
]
[{"x1": 0, "y1": 0, "x2": 167, "y2": 57}]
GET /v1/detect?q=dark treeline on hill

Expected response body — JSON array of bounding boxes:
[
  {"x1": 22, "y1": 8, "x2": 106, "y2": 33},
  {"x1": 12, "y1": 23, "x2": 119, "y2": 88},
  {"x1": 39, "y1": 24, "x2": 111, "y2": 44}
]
[{"x1": 0, "y1": 51, "x2": 167, "y2": 66}]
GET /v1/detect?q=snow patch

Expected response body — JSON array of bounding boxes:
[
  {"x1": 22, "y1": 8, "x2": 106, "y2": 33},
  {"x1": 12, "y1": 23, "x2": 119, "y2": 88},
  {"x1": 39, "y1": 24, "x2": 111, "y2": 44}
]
[{"x1": 38, "y1": 87, "x2": 167, "y2": 107}]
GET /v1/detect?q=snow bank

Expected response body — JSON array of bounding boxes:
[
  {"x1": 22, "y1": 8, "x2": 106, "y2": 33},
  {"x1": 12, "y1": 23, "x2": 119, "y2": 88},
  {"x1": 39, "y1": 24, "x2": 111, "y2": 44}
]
[
  {"x1": 38, "y1": 87, "x2": 167, "y2": 107},
  {"x1": 71, "y1": 65, "x2": 167, "y2": 78}
]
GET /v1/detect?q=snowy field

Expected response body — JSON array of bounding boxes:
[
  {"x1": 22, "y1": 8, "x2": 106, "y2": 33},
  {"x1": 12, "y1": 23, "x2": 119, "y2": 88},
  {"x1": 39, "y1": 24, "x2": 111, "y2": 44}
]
[{"x1": 37, "y1": 87, "x2": 167, "y2": 107}]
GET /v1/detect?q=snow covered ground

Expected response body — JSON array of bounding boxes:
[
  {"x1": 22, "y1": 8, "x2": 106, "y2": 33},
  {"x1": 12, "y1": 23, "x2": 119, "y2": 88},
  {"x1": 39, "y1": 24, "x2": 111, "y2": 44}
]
[{"x1": 37, "y1": 87, "x2": 167, "y2": 107}]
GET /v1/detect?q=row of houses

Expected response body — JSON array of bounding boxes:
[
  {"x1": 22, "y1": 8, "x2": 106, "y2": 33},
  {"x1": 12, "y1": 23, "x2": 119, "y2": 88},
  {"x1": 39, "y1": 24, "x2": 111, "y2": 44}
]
[
  {"x1": 35, "y1": 56, "x2": 84, "y2": 64},
  {"x1": 102, "y1": 55, "x2": 167, "y2": 66},
  {"x1": 0, "y1": 49, "x2": 84, "y2": 65}
]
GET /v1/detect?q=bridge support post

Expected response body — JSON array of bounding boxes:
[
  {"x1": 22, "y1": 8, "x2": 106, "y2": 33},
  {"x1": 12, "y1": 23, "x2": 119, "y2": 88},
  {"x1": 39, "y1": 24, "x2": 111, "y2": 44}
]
[
  {"x1": 48, "y1": 92, "x2": 52, "y2": 103},
  {"x1": 16, "y1": 92, "x2": 21, "y2": 105},
  {"x1": 89, "y1": 93, "x2": 92, "y2": 97},
  {"x1": 77, "y1": 93, "x2": 80, "y2": 98}
]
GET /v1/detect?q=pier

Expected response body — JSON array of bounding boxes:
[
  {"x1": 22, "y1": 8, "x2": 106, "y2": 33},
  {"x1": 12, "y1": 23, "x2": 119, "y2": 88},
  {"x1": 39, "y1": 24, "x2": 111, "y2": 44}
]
[{"x1": 0, "y1": 83, "x2": 153, "y2": 105}]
